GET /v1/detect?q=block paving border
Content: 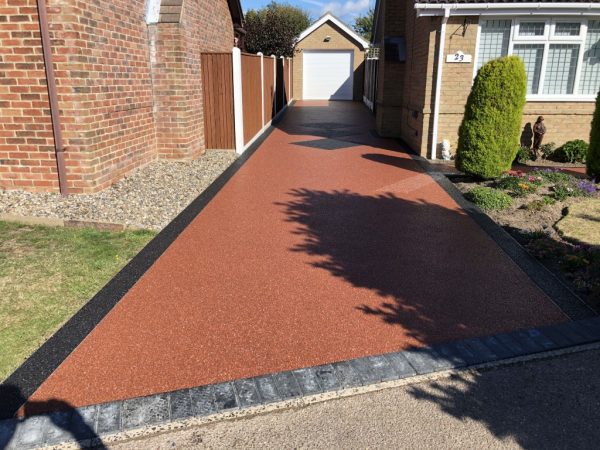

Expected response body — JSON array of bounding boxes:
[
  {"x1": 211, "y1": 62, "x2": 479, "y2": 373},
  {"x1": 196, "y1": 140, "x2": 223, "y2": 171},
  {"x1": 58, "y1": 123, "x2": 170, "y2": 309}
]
[{"x1": 3, "y1": 317, "x2": 600, "y2": 449}]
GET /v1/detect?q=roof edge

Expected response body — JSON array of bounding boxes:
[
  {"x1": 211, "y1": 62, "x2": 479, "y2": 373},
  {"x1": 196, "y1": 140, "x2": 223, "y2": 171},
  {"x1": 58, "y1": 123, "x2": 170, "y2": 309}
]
[{"x1": 297, "y1": 12, "x2": 370, "y2": 49}]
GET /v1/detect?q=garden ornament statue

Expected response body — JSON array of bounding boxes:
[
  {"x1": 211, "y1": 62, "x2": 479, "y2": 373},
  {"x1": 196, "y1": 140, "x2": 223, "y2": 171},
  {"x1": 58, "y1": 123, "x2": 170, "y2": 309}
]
[
  {"x1": 441, "y1": 139, "x2": 452, "y2": 160},
  {"x1": 532, "y1": 116, "x2": 546, "y2": 160}
]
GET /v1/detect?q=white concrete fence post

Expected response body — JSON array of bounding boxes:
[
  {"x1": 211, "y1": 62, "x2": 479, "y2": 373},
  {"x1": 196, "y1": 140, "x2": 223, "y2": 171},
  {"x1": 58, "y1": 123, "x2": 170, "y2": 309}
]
[
  {"x1": 258, "y1": 52, "x2": 265, "y2": 127},
  {"x1": 232, "y1": 47, "x2": 244, "y2": 154}
]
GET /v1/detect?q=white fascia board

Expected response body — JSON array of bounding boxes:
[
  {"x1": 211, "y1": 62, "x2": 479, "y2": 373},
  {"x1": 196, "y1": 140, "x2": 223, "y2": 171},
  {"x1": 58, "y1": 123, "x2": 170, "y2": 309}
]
[
  {"x1": 145, "y1": 0, "x2": 161, "y2": 24},
  {"x1": 297, "y1": 12, "x2": 370, "y2": 49},
  {"x1": 415, "y1": 3, "x2": 600, "y2": 17}
]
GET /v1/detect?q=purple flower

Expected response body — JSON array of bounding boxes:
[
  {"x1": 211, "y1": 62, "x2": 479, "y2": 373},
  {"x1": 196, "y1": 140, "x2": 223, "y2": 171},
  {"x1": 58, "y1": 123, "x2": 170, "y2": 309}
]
[{"x1": 577, "y1": 180, "x2": 597, "y2": 194}]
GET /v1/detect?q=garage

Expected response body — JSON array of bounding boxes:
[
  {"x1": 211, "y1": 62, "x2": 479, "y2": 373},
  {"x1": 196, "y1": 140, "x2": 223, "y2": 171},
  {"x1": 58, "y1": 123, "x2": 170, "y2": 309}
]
[
  {"x1": 294, "y1": 13, "x2": 369, "y2": 101},
  {"x1": 303, "y1": 50, "x2": 354, "y2": 100}
]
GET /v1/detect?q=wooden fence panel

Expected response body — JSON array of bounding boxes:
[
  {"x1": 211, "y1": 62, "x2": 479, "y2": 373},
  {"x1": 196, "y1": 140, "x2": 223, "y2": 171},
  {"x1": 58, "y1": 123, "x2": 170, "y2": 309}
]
[
  {"x1": 275, "y1": 58, "x2": 284, "y2": 114},
  {"x1": 241, "y1": 53, "x2": 263, "y2": 145},
  {"x1": 201, "y1": 53, "x2": 234, "y2": 149},
  {"x1": 263, "y1": 57, "x2": 275, "y2": 123}
]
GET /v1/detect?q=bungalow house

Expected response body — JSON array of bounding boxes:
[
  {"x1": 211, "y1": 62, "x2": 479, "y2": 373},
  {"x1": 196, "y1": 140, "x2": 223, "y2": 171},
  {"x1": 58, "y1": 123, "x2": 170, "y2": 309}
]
[
  {"x1": 366, "y1": 1, "x2": 600, "y2": 159},
  {"x1": 0, "y1": 0, "x2": 244, "y2": 194}
]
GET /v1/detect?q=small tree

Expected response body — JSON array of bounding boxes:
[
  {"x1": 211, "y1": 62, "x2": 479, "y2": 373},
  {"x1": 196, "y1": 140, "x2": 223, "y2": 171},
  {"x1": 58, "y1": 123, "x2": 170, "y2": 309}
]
[
  {"x1": 353, "y1": 8, "x2": 374, "y2": 41},
  {"x1": 456, "y1": 56, "x2": 527, "y2": 179},
  {"x1": 587, "y1": 91, "x2": 600, "y2": 181},
  {"x1": 244, "y1": 2, "x2": 311, "y2": 57}
]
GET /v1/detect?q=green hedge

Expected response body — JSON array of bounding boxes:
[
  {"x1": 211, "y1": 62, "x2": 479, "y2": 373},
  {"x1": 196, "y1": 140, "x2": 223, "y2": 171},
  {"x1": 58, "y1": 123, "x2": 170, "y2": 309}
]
[
  {"x1": 456, "y1": 56, "x2": 527, "y2": 179},
  {"x1": 588, "y1": 92, "x2": 600, "y2": 180}
]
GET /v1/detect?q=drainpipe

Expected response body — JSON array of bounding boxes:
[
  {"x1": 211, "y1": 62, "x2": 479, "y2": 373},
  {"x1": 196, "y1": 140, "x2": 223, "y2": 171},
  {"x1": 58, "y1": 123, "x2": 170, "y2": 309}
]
[
  {"x1": 430, "y1": 8, "x2": 449, "y2": 160},
  {"x1": 36, "y1": 0, "x2": 68, "y2": 195}
]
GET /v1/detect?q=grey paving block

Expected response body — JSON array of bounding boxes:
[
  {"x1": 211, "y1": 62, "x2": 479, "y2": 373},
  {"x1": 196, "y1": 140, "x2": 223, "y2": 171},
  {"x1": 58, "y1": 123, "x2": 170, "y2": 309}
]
[
  {"x1": 576, "y1": 318, "x2": 600, "y2": 341},
  {"x1": 312, "y1": 365, "x2": 341, "y2": 392},
  {"x1": 384, "y1": 352, "x2": 417, "y2": 378},
  {"x1": 445, "y1": 341, "x2": 482, "y2": 366},
  {"x1": 213, "y1": 383, "x2": 238, "y2": 411},
  {"x1": 44, "y1": 405, "x2": 96, "y2": 445},
  {"x1": 524, "y1": 328, "x2": 559, "y2": 351},
  {"x1": 272, "y1": 372, "x2": 302, "y2": 399},
  {"x1": 402, "y1": 347, "x2": 454, "y2": 374},
  {"x1": 170, "y1": 389, "x2": 194, "y2": 420},
  {"x1": 332, "y1": 360, "x2": 363, "y2": 388},
  {"x1": 13, "y1": 415, "x2": 48, "y2": 449},
  {"x1": 367, "y1": 355, "x2": 398, "y2": 382},
  {"x1": 463, "y1": 338, "x2": 501, "y2": 362},
  {"x1": 292, "y1": 368, "x2": 322, "y2": 395},
  {"x1": 254, "y1": 375, "x2": 280, "y2": 404},
  {"x1": 96, "y1": 401, "x2": 121, "y2": 434},
  {"x1": 121, "y1": 394, "x2": 170, "y2": 430},
  {"x1": 552, "y1": 321, "x2": 592, "y2": 345},
  {"x1": 537, "y1": 325, "x2": 576, "y2": 348},
  {"x1": 480, "y1": 335, "x2": 515, "y2": 360},
  {"x1": 349, "y1": 358, "x2": 379, "y2": 384},
  {"x1": 190, "y1": 385, "x2": 217, "y2": 416},
  {"x1": 234, "y1": 379, "x2": 261, "y2": 407},
  {"x1": 495, "y1": 333, "x2": 528, "y2": 356},
  {"x1": 0, "y1": 419, "x2": 18, "y2": 450},
  {"x1": 506, "y1": 330, "x2": 544, "y2": 354}
]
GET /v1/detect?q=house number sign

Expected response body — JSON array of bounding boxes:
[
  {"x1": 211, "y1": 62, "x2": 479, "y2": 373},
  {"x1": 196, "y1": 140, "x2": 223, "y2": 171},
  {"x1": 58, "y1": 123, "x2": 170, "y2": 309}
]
[{"x1": 446, "y1": 51, "x2": 472, "y2": 63}]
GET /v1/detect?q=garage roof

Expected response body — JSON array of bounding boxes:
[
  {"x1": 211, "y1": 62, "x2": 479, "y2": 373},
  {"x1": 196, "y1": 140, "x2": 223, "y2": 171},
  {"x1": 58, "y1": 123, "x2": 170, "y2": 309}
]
[{"x1": 297, "y1": 12, "x2": 370, "y2": 50}]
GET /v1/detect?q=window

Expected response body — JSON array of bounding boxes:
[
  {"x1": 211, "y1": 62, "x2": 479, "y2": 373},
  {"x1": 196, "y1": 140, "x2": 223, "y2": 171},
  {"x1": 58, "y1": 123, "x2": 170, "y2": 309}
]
[
  {"x1": 477, "y1": 20, "x2": 511, "y2": 70},
  {"x1": 476, "y1": 18, "x2": 600, "y2": 99}
]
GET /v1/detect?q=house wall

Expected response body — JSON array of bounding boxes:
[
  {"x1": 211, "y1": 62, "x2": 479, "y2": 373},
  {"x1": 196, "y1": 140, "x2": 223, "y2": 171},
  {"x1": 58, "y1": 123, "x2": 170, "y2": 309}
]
[
  {"x1": 372, "y1": 6, "x2": 596, "y2": 159},
  {"x1": 0, "y1": 0, "x2": 58, "y2": 191},
  {"x1": 293, "y1": 21, "x2": 365, "y2": 101},
  {"x1": 431, "y1": 15, "x2": 595, "y2": 158},
  {"x1": 0, "y1": 0, "x2": 234, "y2": 194}
]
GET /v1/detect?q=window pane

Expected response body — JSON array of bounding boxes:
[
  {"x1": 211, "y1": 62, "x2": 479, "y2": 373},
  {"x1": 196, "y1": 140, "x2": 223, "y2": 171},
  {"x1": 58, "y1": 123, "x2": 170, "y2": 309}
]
[
  {"x1": 544, "y1": 44, "x2": 579, "y2": 95},
  {"x1": 580, "y1": 20, "x2": 600, "y2": 95},
  {"x1": 555, "y1": 22, "x2": 581, "y2": 37},
  {"x1": 513, "y1": 44, "x2": 544, "y2": 94},
  {"x1": 477, "y1": 20, "x2": 511, "y2": 70},
  {"x1": 519, "y1": 22, "x2": 545, "y2": 36}
]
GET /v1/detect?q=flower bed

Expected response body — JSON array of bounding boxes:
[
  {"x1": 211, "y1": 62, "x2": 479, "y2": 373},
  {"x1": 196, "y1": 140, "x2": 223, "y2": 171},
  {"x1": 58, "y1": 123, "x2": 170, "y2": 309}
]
[{"x1": 452, "y1": 168, "x2": 600, "y2": 309}]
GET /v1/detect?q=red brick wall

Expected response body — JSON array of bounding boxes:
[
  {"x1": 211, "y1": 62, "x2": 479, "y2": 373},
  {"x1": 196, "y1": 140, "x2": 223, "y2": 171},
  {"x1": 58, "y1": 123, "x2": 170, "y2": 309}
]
[
  {"x1": 0, "y1": 0, "x2": 58, "y2": 191},
  {"x1": 150, "y1": 0, "x2": 235, "y2": 158},
  {"x1": 0, "y1": 0, "x2": 235, "y2": 193}
]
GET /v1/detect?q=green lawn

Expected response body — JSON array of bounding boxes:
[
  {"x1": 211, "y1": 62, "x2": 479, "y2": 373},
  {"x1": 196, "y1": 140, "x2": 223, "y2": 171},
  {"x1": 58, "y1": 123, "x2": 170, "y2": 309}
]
[{"x1": 0, "y1": 221, "x2": 156, "y2": 380}]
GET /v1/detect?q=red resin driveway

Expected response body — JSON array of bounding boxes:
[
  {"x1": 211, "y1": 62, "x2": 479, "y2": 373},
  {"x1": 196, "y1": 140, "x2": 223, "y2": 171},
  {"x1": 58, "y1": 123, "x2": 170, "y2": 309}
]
[{"x1": 30, "y1": 101, "x2": 566, "y2": 408}]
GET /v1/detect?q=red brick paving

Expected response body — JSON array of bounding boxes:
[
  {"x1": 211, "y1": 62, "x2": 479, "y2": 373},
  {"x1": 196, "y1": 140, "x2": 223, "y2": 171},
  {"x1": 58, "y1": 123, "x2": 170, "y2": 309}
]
[{"x1": 29, "y1": 102, "x2": 567, "y2": 408}]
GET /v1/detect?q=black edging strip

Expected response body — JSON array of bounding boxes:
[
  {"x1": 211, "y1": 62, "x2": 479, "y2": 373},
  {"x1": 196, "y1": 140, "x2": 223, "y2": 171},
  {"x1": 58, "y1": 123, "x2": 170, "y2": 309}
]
[
  {"x1": 409, "y1": 154, "x2": 596, "y2": 321},
  {"x1": 4, "y1": 317, "x2": 600, "y2": 449},
  {"x1": 0, "y1": 104, "x2": 294, "y2": 421}
]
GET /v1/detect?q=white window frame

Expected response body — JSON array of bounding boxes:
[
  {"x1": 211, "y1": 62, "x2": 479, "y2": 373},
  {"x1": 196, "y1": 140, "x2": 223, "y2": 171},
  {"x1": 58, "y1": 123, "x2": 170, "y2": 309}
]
[{"x1": 474, "y1": 16, "x2": 598, "y2": 102}]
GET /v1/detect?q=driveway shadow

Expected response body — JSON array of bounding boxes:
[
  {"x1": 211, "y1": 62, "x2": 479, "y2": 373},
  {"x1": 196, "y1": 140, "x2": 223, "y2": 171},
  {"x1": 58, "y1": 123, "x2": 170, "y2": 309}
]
[
  {"x1": 0, "y1": 385, "x2": 106, "y2": 449},
  {"x1": 407, "y1": 349, "x2": 600, "y2": 449}
]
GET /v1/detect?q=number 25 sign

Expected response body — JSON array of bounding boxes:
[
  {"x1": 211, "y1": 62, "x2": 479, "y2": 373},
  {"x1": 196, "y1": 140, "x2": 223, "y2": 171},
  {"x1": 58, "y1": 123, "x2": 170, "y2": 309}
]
[{"x1": 446, "y1": 51, "x2": 472, "y2": 63}]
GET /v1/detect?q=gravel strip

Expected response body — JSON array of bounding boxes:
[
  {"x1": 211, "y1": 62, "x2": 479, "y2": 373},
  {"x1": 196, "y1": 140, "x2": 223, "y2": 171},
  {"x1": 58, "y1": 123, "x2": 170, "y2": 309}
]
[{"x1": 0, "y1": 151, "x2": 238, "y2": 231}]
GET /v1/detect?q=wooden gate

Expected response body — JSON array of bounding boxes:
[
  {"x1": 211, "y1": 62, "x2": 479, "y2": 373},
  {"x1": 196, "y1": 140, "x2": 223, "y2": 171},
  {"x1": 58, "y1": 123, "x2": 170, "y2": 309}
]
[{"x1": 201, "y1": 53, "x2": 235, "y2": 149}]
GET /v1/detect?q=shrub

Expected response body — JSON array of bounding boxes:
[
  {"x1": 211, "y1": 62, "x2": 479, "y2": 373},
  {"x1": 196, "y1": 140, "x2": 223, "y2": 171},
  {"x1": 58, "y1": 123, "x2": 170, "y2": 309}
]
[
  {"x1": 465, "y1": 187, "x2": 513, "y2": 211},
  {"x1": 456, "y1": 56, "x2": 527, "y2": 179},
  {"x1": 515, "y1": 146, "x2": 533, "y2": 164},
  {"x1": 552, "y1": 184, "x2": 577, "y2": 201},
  {"x1": 556, "y1": 140, "x2": 588, "y2": 163},
  {"x1": 588, "y1": 92, "x2": 600, "y2": 180},
  {"x1": 540, "y1": 142, "x2": 557, "y2": 160},
  {"x1": 532, "y1": 168, "x2": 574, "y2": 184},
  {"x1": 496, "y1": 175, "x2": 539, "y2": 196}
]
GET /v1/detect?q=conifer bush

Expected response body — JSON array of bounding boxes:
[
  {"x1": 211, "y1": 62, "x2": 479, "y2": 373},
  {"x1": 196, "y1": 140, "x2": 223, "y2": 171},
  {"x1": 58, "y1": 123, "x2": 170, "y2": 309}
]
[
  {"x1": 456, "y1": 56, "x2": 527, "y2": 179},
  {"x1": 588, "y1": 91, "x2": 600, "y2": 181}
]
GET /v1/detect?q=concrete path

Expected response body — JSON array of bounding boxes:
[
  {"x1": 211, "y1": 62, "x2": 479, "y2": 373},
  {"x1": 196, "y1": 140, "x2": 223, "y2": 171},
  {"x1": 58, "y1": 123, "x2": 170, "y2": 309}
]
[
  {"x1": 112, "y1": 347, "x2": 600, "y2": 450},
  {"x1": 28, "y1": 101, "x2": 566, "y2": 409}
]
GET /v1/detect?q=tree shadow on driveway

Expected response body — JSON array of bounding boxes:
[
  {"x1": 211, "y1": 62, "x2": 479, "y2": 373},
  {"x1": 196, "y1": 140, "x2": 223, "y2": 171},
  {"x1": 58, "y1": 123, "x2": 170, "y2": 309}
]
[{"x1": 277, "y1": 188, "x2": 566, "y2": 347}]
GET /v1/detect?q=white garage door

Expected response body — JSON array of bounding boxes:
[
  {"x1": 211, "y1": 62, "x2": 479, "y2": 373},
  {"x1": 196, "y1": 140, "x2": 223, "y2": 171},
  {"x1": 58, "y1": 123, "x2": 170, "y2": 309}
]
[{"x1": 303, "y1": 51, "x2": 354, "y2": 100}]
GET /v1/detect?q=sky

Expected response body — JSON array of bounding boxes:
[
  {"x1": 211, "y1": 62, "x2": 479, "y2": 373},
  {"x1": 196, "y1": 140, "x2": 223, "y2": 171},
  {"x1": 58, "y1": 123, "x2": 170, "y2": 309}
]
[{"x1": 242, "y1": 0, "x2": 375, "y2": 24}]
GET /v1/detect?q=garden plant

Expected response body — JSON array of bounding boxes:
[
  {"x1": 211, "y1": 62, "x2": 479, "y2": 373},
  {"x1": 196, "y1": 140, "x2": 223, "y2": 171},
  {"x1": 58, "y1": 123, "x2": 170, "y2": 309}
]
[{"x1": 456, "y1": 56, "x2": 527, "y2": 179}]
